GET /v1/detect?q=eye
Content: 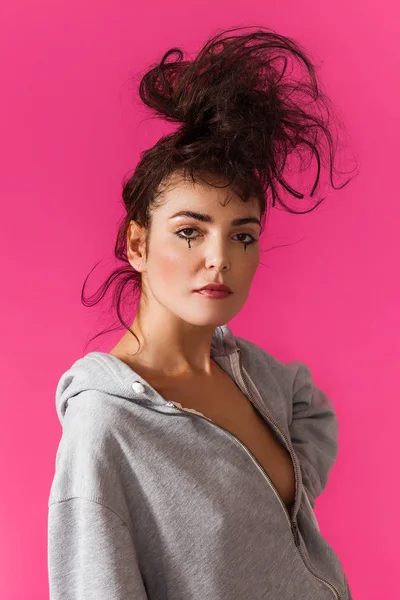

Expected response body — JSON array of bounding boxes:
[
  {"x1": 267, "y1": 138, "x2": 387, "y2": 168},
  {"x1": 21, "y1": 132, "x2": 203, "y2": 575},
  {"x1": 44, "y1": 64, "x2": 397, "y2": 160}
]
[
  {"x1": 175, "y1": 227, "x2": 198, "y2": 240},
  {"x1": 235, "y1": 233, "x2": 257, "y2": 245},
  {"x1": 174, "y1": 227, "x2": 257, "y2": 246}
]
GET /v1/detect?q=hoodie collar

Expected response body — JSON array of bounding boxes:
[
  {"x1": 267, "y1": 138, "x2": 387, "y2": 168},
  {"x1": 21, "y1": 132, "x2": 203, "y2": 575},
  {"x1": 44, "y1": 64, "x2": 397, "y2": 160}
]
[{"x1": 55, "y1": 324, "x2": 238, "y2": 425}]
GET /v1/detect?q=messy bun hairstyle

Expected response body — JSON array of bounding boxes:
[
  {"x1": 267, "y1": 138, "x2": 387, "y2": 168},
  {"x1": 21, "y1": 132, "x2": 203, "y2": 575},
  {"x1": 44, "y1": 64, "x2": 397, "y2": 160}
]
[{"x1": 81, "y1": 25, "x2": 358, "y2": 352}]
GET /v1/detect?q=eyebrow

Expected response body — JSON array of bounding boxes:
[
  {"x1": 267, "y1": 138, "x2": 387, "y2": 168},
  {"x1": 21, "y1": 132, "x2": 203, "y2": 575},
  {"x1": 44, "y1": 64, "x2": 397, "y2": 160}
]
[{"x1": 168, "y1": 210, "x2": 261, "y2": 228}]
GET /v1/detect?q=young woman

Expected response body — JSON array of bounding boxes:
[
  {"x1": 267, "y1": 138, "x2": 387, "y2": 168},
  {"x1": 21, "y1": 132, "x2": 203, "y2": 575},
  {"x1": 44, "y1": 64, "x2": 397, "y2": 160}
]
[{"x1": 48, "y1": 25, "x2": 356, "y2": 599}]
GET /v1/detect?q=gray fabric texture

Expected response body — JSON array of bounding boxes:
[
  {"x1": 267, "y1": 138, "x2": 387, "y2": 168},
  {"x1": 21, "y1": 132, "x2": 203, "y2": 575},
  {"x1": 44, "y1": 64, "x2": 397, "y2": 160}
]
[{"x1": 48, "y1": 324, "x2": 353, "y2": 599}]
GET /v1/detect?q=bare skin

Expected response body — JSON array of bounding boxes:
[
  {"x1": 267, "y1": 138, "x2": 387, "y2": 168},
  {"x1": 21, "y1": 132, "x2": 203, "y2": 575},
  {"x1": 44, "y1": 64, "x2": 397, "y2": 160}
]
[
  {"x1": 109, "y1": 171, "x2": 296, "y2": 509},
  {"x1": 110, "y1": 171, "x2": 261, "y2": 378}
]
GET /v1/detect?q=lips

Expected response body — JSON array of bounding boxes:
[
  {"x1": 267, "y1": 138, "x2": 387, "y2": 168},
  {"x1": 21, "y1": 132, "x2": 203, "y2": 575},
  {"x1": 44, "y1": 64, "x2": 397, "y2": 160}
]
[{"x1": 196, "y1": 283, "x2": 232, "y2": 293}]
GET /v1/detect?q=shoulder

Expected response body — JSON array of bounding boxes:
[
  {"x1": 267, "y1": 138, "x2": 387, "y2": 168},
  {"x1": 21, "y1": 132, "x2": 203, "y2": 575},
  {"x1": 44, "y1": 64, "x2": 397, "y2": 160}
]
[
  {"x1": 233, "y1": 335, "x2": 314, "y2": 427},
  {"x1": 234, "y1": 334, "x2": 301, "y2": 388},
  {"x1": 49, "y1": 390, "x2": 133, "y2": 519}
]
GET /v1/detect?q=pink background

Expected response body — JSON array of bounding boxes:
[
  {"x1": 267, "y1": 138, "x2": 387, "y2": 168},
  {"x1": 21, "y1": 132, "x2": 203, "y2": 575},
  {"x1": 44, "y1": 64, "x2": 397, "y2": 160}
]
[{"x1": 1, "y1": 1, "x2": 398, "y2": 598}]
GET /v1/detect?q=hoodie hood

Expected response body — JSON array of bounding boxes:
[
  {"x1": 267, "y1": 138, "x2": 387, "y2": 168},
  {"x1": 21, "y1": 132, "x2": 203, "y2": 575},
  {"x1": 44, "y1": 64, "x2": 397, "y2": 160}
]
[
  {"x1": 49, "y1": 321, "x2": 352, "y2": 600},
  {"x1": 55, "y1": 324, "x2": 238, "y2": 426}
]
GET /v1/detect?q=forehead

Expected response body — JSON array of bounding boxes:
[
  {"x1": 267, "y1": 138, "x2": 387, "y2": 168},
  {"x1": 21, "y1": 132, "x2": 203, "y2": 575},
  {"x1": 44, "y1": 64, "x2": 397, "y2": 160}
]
[{"x1": 156, "y1": 173, "x2": 260, "y2": 217}]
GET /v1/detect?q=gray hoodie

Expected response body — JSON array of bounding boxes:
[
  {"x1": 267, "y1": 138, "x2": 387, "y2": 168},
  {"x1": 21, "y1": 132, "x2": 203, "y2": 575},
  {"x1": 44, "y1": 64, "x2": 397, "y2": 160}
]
[{"x1": 48, "y1": 324, "x2": 353, "y2": 599}]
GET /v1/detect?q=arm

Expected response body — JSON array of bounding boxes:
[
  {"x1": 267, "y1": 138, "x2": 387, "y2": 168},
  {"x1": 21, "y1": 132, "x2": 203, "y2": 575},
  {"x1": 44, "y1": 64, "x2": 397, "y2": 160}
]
[
  {"x1": 48, "y1": 497, "x2": 149, "y2": 600},
  {"x1": 286, "y1": 361, "x2": 339, "y2": 509}
]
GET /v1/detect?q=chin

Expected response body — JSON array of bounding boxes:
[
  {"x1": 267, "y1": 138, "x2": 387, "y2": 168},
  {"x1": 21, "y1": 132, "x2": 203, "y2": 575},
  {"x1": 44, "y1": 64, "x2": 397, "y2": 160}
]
[{"x1": 187, "y1": 307, "x2": 242, "y2": 328}]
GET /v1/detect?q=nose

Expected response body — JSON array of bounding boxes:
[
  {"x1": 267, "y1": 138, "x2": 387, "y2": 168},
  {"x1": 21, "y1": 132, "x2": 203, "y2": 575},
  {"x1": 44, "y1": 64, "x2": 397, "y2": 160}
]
[{"x1": 204, "y1": 242, "x2": 230, "y2": 272}]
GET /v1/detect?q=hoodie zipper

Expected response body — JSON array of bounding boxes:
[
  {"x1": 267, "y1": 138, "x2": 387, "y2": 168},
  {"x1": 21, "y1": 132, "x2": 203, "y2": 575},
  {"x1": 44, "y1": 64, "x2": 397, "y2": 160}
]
[
  {"x1": 233, "y1": 347, "x2": 341, "y2": 600},
  {"x1": 164, "y1": 348, "x2": 341, "y2": 600}
]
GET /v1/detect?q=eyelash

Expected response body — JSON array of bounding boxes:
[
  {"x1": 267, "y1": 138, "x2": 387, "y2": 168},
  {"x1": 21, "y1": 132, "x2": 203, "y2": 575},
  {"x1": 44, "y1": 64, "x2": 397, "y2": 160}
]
[{"x1": 174, "y1": 227, "x2": 257, "y2": 246}]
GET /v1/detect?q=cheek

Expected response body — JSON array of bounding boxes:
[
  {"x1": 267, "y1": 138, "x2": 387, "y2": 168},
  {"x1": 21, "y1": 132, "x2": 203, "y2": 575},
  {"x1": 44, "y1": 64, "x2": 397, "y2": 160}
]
[
  {"x1": 240, "y1": 249, "x2": 259, "y2": 275},
  {"x1": 150, "y1": 242, "x2": 191, "y2": 283},
  {"x1": 237, "y1": 257, "x2": 259, "y2": 294}
]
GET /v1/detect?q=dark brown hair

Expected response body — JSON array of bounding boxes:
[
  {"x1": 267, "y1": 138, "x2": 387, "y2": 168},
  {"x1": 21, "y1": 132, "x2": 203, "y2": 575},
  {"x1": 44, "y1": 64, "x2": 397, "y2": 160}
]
[{"x1": 81, "y1": 25, "x2": 358, "y2": 352}]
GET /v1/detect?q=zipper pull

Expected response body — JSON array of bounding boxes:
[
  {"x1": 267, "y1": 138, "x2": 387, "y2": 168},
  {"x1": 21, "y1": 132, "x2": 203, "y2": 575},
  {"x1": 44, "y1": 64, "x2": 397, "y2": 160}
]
[{"x1": 291, "y1": 520, "x2": 300, "y2": 547}]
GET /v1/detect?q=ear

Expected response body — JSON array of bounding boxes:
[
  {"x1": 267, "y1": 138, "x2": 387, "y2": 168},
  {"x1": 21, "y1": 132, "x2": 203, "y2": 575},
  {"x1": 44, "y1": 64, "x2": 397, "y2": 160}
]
[{"x1": 127, "y1": 220, "x2": 147, "y2": 272}]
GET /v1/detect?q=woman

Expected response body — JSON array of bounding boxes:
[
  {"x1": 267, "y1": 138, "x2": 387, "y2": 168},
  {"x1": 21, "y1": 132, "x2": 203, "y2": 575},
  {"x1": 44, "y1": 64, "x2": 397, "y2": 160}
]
[{"x1": 48, "y1": 25, "x2": 356, "y2": 599}]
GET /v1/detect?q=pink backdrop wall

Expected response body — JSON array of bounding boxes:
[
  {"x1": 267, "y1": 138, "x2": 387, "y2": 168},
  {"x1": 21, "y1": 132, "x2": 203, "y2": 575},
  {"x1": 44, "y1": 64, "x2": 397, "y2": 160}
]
[{"x1": 1, "y1": 1, "x2": 398, "y2": 598}]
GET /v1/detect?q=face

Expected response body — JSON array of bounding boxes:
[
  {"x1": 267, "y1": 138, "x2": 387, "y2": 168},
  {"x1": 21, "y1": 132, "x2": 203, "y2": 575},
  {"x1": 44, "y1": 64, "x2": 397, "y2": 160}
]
[{"x1": 128, "y1": 174, "x2": 261, "y2": 328}]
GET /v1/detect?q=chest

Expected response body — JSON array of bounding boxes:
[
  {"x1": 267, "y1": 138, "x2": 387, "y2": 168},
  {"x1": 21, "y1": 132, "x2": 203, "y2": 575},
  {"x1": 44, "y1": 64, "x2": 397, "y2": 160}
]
[{"x1": 157, "y1": 372, "x2": 296, "y2": 511}]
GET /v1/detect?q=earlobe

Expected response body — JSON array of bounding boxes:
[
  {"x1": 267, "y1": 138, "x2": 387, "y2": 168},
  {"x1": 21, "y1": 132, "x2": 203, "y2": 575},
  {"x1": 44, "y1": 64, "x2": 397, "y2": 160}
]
[{"x1": 127, "y1": 241, "x2": 146, "y2": 272}]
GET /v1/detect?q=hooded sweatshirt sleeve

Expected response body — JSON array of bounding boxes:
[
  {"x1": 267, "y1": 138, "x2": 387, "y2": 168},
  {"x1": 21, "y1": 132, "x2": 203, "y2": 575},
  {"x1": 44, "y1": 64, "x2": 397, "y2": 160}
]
[
  {"x1": 286, "y1": 361, "x2": 339, "y2": 508},
  {"x1": 47, "y1": 379, "x2": 149, "y2": 600},
  {"x1": 48, "y1": 497, "x2": 149, "y2": 600}
]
